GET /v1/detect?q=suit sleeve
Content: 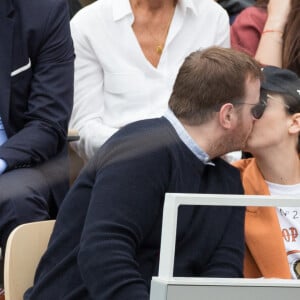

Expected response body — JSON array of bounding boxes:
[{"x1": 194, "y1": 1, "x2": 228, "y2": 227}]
[{"x1": 0, "y1": 0, "x2": 74, "y2": 169}]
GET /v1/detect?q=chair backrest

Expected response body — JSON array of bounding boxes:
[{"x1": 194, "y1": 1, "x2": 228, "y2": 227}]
[{"x1": 4, "y1": 220, "x2": 55, "y2": 300}]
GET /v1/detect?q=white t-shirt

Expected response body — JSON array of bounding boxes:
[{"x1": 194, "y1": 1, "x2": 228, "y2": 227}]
[
  {"x1": 267, "y1": 181, "x2": 300, "y2": 279},
  {"x1": 69, "y1": 0, "x2": 230, "y2": 160}
]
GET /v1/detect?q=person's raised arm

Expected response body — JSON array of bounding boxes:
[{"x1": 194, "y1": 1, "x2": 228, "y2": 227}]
[{"x1": 255, "y1": 0, "x2": 291, "y2": 66}]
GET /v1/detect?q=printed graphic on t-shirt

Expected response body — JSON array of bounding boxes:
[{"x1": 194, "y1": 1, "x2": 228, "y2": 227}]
[
  {"x1": 278, "y1": 207, "x2": 300, "y2": 279},
  {"x1": 286, "y1": 250, "x2": 300, "y2": 279}
]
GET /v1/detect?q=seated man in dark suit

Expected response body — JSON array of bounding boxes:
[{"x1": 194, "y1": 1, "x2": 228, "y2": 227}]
[
  {"x1": 25, "y1": 46, "x2": 264, "y2": 300},
  {"x1": 0, "y1": 0, "x2": 74, "y2": 288}
]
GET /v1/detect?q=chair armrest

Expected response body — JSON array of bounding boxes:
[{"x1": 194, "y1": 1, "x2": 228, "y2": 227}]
[{"x1": 67, "y1": 129, "x2": 80, "y2": 142}]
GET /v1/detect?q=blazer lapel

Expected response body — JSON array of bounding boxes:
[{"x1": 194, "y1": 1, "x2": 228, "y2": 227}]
[{"x1": 0, "y1": 0, "x2": 14, "y2": 130}]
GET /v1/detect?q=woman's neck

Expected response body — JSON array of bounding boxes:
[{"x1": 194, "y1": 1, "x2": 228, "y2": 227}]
[
  {"x1": 130, "y1": 0, "x2": 176, "y2": 11},
  {"x1": 255, "y1": 149, "x2": 300, "y2": 185},
  {"x1": 130, "y1": 0, "x2": 176, "y2": 67}
]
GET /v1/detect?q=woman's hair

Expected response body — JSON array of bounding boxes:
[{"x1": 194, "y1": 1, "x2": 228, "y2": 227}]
[
  {"x1": 282, "y1": 0, "x2": 300, "y2": 76},
  {"x1": 270, "y1": 91, "x2": 300, "y2": 152},
  {"x1": 255, "y1": 0, "x2": 300, "y2": 76},
  {"x1": 283, "y1": 93, "x2": 300, "y2": 152},
  {"x1": 255, "y1": 0, "x2": 268, "y2": 8}
]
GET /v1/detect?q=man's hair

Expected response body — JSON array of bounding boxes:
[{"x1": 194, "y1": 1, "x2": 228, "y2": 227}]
[{"x1": 168, "y1": 46, "x2": 262, "y2": 125}]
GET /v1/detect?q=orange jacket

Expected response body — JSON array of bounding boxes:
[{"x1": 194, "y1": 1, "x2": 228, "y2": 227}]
[{"x1": 233, "y1": 158, "x2": 291, "y2": 279}]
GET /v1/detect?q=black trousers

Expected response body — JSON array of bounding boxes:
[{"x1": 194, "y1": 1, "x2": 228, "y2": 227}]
[{"x1": 0, "y1": 168, "x2": 52, "y2": 253}]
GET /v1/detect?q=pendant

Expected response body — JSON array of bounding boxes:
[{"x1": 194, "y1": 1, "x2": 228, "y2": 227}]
[{"x1": 156, "y1": 45, "x2": 163, "y2": 55}]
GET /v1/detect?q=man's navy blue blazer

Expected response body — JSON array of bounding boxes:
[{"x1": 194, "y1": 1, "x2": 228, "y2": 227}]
[{"x1": 0, "y1": 0, "x2": 74, "y2": 210}]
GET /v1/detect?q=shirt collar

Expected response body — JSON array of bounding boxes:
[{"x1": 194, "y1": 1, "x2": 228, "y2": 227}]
[
  {"x1": 112, "y1": 0, "x2": 132, "y2": 22},
  {"x1": 164, "y1": 108, "x2": 214, "y2": 165},
  {"x1": 180, "y1": 0, "x2": 198, "y2": 16},
  {"x1": 112, "y1": 0, "x2": 198, "y2": 22}
]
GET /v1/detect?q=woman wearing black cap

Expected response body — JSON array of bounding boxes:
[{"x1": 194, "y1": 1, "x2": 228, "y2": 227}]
[{"x1": 234, "y1": 66, "x2": 300, "y2": 279}]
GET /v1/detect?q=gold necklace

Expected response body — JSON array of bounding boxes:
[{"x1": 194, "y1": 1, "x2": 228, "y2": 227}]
[{"x1": 146, "y1": 10, "x2": 174, "y2": 55}]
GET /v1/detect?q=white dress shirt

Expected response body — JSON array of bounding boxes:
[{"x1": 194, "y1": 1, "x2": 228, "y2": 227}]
[{"x1": 70, "y1": 0, "x2": 230, "y2": 160}]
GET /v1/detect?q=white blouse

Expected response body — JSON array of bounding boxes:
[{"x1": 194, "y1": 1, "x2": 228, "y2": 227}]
[{"x1": 69, "y1": 0, "x2": 230, "y2": 160}]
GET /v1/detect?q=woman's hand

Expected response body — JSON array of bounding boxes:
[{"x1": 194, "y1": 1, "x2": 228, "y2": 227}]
[{"x1": 266, "y1": 0, "x2": 292, "y2": 31}]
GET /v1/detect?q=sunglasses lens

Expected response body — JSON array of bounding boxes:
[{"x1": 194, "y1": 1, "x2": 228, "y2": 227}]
[{"x1": 251, "y1": 102, "x2": 266, "y2": 119}]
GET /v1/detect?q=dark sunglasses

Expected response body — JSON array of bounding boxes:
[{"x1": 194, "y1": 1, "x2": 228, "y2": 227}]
[{"x1": 235, "y1": 100, "x2": 267, "y2": 119}]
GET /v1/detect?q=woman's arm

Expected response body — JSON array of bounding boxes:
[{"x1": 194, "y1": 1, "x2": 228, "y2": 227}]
[{"x1": 255, "y1": 0, "x2": 291, "y2": 66}]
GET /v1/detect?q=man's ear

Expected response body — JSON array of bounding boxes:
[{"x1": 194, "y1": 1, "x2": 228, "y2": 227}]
[
  {"x1": 218, "y1": 103, "x2": 236, "y2": 129},
  {"x1": 289, "y1": 113, "x2": 300, "y2": 134}
]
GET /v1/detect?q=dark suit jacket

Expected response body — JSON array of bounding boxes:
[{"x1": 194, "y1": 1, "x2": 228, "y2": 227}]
[
  {"x1": 68, "y1": 0, "x2": 83, "y2": 19},
  {"x1": 0, "y1": 0, "x2": 74, "y2": 211}
]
